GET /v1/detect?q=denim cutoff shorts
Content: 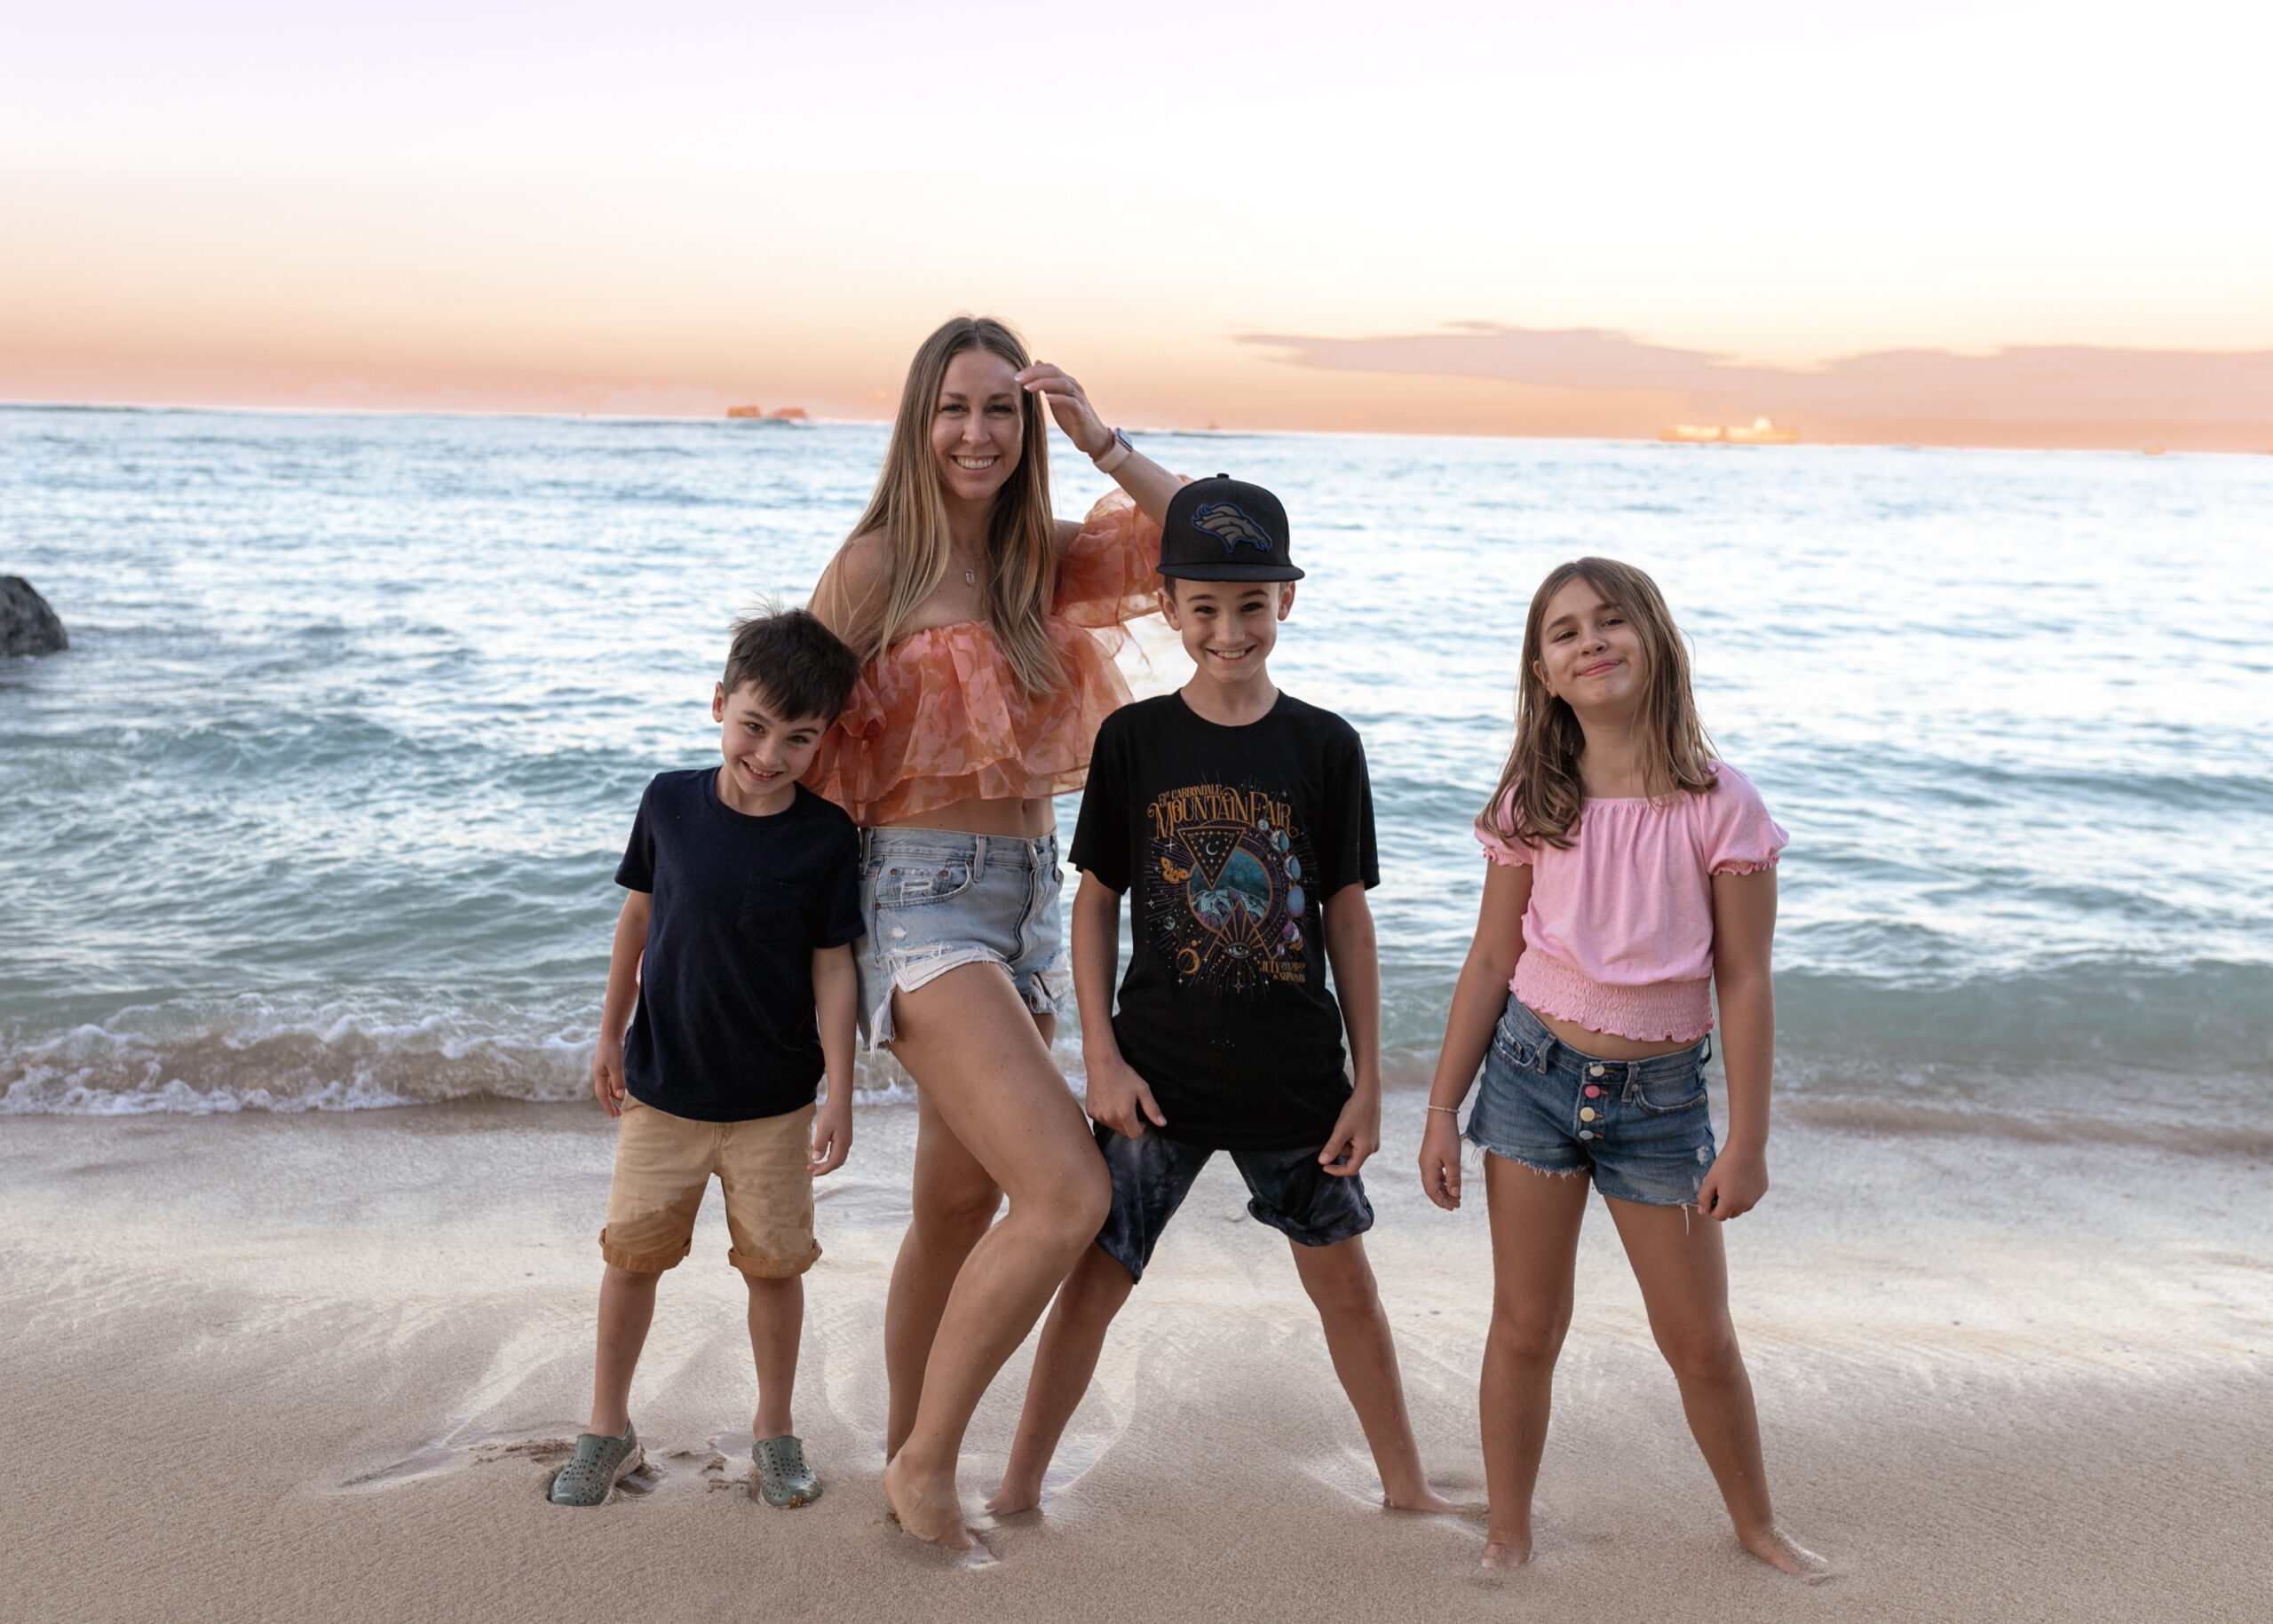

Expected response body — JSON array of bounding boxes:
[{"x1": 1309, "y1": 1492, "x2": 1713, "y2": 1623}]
[
  {"x1": 1464, "y1": 994, "x2": 1717, "y2": 1207},
  {"x1": 855, "y1": 827, "x2": 1069, "y2": 1048}
]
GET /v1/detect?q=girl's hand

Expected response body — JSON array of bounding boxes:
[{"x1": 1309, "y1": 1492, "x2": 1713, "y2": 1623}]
[
  {"x1": 810, "y1": 1096, "x2": 853, "y2": 1176},
  {"x1": 1018, "y1": 361, "x2": 1113, "y2": 458},
  {"x1": 1419, "y1": 1113, "x2": 1464, "y2": 1210},
  {"x1": 591, "y1": 1034, "x2": 628, "y2": 1117},
  {"x1": 1697, "y1": 1146, "x2": 1769, "y2": 1221},
  {"x1": 1084, "y1": 1048, "x2": 1166, "y2": 1140}
]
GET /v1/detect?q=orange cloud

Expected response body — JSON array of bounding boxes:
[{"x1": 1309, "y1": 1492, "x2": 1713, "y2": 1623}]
[{"x1": 1241, "y1": 326, "x2": 2273, "y2": 452}]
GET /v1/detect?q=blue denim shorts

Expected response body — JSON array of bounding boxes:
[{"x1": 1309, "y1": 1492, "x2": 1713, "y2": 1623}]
[
  {"x1": 1464, "y1": 995, "x2": 1717, "y2": 1208},
  {"x1": 855, "y1": 827, "x2": 1069, "y2": 1049},
  {"x1": 1091, "y1": 1122, "x2": 1374, "y2": 1283}
]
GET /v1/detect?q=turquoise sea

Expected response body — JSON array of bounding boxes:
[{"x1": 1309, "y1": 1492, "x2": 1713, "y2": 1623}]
[{"x1": 4, "y1": 406, "x2": 2269, "y2": 1148}]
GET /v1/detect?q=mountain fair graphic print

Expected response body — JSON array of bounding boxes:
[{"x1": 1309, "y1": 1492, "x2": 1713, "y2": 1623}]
[{"x1": 1141, "y1": 782, "x2": 1317, "y2": 996}]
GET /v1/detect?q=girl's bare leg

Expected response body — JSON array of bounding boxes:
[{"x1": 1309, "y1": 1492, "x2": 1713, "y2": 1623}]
[
  {"x1": 1478, "y1": 1155, "x2": 1590, "y2": 1565},
  {"x1": 880, "y1": 968, "x2": 1108, "y2": 1549},
  {"x1": 1604, "y1": 1197, "x2": 1826, "y2": 1577}
]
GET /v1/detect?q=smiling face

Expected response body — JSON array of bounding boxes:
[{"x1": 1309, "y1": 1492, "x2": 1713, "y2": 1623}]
[
  {"x1": 710, "y1": 680, "x2": 831, "y2": 816},
  {"x1": 1160, "y1": 576, "x2": 1295, "y2": 692},
  {"x1": 1532, "y1": 577, "x2": 1647, "y2": 719},
  {"x1": 930, "y1": 347, "x2": 1026, "y2": 508}
]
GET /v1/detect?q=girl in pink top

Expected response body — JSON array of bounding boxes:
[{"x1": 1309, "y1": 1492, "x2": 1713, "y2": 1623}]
[{"x1": 1418, "y1": 557, "x2": 1825, "y2": 1577}]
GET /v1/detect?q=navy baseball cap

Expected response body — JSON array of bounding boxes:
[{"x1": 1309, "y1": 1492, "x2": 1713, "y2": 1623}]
[{"x1": 1159, "y1": 475, "x2": 1303, "y2": 582}]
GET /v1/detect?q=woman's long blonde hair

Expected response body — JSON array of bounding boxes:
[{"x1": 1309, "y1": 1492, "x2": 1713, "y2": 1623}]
[
  {"x1": 822, "y1": 315, "x2": 1061, "y2": 694},
  {"x1": 1478, "y1": 557, "x2": 1718, "y2": 851}
]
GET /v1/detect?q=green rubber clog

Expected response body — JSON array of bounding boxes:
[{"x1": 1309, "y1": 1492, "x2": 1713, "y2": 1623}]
[
  {"x1": 549, "y1": 1423, "x2": 642, "y2": 1507},
  {"x1": 754, "y1": 1434, "x2": 820, "y2": 1509}
]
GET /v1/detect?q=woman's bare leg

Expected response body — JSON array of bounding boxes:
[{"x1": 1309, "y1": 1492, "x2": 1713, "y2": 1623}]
[
  {"x1": 1604, "y1": 1197, "x2": 1826, "y2": 1577},
  {"x1": 1478, "y1": 1155, "x2": 1590, "y2": 1565},
  {"x1": 883, "y1": 1089, "x2": 1002, "y2": 1456},
  {"x1": 880, "y1": 967, "x2": 1108, "y2": 1549}
]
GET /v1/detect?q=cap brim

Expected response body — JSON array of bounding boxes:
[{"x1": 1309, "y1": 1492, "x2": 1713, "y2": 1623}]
[{"x1": 1157, "y1": 563, "x2": 1306, "y2": 582}]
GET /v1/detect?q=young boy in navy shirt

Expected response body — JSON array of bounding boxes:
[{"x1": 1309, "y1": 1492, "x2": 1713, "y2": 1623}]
[
  {"x1": 551, "y1": 608, "x2": 863, "y2": 1510},
  {"x1": 986, "y1": 478, "x2": 1453, "y2": 1517}
]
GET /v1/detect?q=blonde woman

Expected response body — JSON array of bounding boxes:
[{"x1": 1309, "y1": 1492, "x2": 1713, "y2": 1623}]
[{"x1": 807, "y1": 315, "x2": 1177, "y2": 1550}]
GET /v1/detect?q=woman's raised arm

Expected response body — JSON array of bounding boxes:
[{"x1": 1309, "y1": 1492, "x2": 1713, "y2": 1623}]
[{"x1": 1018, "y1": 361, "x2": 1181, "y2": 523}]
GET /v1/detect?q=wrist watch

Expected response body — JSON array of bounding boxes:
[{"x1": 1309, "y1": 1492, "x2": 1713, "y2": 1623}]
[{"x1": 1092, "y1": 427, "x2": 1134, "y2": 474}]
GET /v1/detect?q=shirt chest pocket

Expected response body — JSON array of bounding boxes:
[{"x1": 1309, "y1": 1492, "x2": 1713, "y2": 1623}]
[{"x1": 738, "y1": 880, "x2": 813, "y2": 945}]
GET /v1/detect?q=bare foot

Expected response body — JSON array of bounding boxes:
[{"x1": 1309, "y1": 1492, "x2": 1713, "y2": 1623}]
[
  {"x1": 1382, "y1": 1486, "x2": 1461, "y2": 1515},
  {"x1": 883, "y1": 1452, "x2": 973, "y2": 1551},
  {"x1": 982, "y1": 1478, "x2": 1041, "y2": 1517},
  {"x1": 1479, "y1": 1533, "x2": 1532, "y2": 1568},
  {"x1": 1738, "y1": 1523, "x2": 1833, "y2": 1581}
]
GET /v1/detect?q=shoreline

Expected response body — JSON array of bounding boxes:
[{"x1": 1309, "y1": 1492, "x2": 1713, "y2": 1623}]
[{"x1": 4, "y1": 1096, "x2": 2268, "y2": 1622}]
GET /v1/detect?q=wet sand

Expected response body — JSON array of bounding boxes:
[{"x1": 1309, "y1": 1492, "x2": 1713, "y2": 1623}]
[{"x1": 3, "y1": 1095, "x2": 2268, "y2": 1623}]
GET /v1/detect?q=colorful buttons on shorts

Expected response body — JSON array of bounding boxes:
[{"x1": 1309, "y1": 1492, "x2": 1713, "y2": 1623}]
[
  {"x1": 1589, "y1": 1064, "x2": 1606, "y2": 1077},
  {"x1": 1584, "y1": 1085, "x2": 1601, "y2": 1098},
  {"x1": 1579, "y1": 1107, "x2": 1596, "y2": 1121}
]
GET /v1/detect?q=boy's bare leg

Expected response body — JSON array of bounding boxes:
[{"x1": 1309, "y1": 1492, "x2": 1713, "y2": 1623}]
[
  {"x1": 985, "y1": 1242, "x2": 1136, "y2": 1514},
  {"x1": 1604, "y1": 1197, "x2": 1826, "y2": 1577},
  {"x1": 1477, "y1": 1156, "x2": 1589, "y2": 1565},
  {"x1": 1287, "y1": 1233, "x2": 1457, "y2": 1513},
  {"x1": 879, "y1": 967, "x2": 1110, "y2": 1549},
  {"x1": 589, "y1": 1263, "x2": 662, "y2": 1436},
  {"x1": 883, "y1": 1090, "x2": 1003, "y2": 1457},
  {"x1": 745, "y1": 1273, "x2": 802, "y2": 1438}
]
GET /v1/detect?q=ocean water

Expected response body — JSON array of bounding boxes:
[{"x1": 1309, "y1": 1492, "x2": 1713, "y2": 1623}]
[{"x1": 4, "y1": 406, "x2": 2269, "y2": 1148}]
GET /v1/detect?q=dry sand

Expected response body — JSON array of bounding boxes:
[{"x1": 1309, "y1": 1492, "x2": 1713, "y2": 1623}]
[{"x1": 3, "y1": 1093, "x2": 2269, "y2": 1624}]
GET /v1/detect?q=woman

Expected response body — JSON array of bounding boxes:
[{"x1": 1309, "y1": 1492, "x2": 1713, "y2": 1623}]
[{"x1": 807, "y1": 315, "x2": 1178, "y2": 1549}]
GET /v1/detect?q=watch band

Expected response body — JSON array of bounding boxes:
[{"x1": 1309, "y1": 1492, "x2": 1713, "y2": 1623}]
[{"x1": 1092, "y1": 427, "x2": 1134, "y2": 475}]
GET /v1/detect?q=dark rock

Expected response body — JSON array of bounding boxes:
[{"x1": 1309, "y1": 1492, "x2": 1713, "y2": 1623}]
[{"x1": 1, "y1": 576, "x2": 68, "y2": 657}]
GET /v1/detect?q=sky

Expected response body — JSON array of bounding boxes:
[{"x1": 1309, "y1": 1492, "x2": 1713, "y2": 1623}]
[{"x1": 4, "y1": 0, "x2": 2270, "y2": 446}]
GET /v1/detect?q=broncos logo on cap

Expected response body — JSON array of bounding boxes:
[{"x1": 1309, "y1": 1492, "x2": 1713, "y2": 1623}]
[{"x1": 1190, "y1": 503, "x2": 1276, "y2": 556}]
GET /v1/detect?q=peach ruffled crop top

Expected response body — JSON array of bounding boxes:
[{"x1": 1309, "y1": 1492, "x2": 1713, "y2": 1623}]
[
  {"x1": 1477, "y1": 764, "x2": 1787, "y2": 1043},
  {"x1": 805, "y1": 491, "x2": 1164, "y2": 828}
]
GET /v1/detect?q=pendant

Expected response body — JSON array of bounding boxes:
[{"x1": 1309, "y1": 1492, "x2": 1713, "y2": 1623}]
[{"x1": 963, "y1": 569, "x2": 977, "y2": 586}]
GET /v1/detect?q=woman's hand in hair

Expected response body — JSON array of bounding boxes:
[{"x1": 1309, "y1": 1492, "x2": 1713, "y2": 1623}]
[{"x1": 1018, "y1": 361, "x2": 1113, "y2": 458}]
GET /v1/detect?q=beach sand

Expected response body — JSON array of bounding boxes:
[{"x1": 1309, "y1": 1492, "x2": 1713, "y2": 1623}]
[{"x1": 3, "y1": 1093, "x2": 2268, "y2": 1624}]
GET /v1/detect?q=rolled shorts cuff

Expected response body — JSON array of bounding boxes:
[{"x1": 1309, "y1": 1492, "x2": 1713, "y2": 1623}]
[
  {"x1": 597, "y1": 1228, "x2": 693, "y2": 1273},
  {"x1": 727, "y1": 1239, "x2": 823, "y2": 1279}
]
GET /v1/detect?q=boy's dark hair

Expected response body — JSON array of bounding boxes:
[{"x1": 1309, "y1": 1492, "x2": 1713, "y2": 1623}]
[{"x1": 724, "y1": 605, "x2": 860, "y2": 723}]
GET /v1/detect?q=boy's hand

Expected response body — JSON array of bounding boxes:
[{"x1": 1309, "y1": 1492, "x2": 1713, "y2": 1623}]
[
  {"x1": 1083, "y1": 1049, "x2": 1166, "y2": 1140},
  {"x1": 1418, "y1": 1113, "x2": 1464, "y2": 1210},
  {"x1": 810, "y1": 1094, "x2": 853, "y2": 1176},
  {"x1": 591, "y1": 1033, "x2": 629, "y2": 1118},
  {"x1": 1696, "y1": 1145, "x2": 1769, "y2": 1222},
  {"x1": 1317, "y1": 1088, "x2": 1381, "y2": 1178}
]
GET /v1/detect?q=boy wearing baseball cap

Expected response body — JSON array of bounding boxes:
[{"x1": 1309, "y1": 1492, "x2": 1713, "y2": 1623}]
[{"x1": 985, "y1": 476, "x2": 1453, "y2": 1517}]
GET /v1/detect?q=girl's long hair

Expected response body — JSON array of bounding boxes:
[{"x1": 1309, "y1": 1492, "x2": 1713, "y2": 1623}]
[
  {"x1": 827, "y1": 315, "x2": 1061, "y2": 694},
  {"x1": 1477, "y1": 557, "x2": 1718, "y2": 851}
]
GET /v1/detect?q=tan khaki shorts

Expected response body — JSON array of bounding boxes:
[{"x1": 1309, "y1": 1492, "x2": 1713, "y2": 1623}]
[{"x1": 599, "y1": 1096, "x2": 820, "y2": 1279}]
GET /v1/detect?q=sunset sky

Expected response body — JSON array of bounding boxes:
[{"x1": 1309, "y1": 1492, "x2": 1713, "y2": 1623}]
[{"x1": 4, "y1": 0, "x2": 2270, "y2": 446}]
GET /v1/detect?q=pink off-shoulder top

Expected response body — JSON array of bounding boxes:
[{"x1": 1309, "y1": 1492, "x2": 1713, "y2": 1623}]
[
  {"x1": 805, "y1": 491, "x2": 1164, "y2": 828},
  {"x1": 1477, "y1": 764, "x2": 1787, "y2": 1043}
]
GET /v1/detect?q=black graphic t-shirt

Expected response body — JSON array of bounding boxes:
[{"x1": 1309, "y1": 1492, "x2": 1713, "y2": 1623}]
[
  {"x1": 614, "y1": 772, "x2": 863, "y2": 1122},
  {"x1": 1071, "y1": 693, "x2": 1379, "y2": 1151}
]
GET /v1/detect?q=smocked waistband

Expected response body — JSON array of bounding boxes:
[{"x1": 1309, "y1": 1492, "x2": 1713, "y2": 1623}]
[{"x1": 1502, "y1": 996, "x2": 1711, "y2": 1081}]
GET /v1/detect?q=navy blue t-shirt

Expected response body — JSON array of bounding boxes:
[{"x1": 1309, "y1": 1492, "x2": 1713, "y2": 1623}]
[{"x1": 614, "y1": 771, "x2": 862, "y2": 1122}]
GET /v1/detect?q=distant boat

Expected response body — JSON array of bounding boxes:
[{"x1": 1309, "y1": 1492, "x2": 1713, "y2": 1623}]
[
  {"x1": 2142, "y1": 446, "x2": 2166, "y2": 456},
  {"x1": 1659, "y1": 416, "x2": 1801, "y2": 446},
  {"x1": 725, "y1": 406, "x2": 811, "y2": 425}
]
